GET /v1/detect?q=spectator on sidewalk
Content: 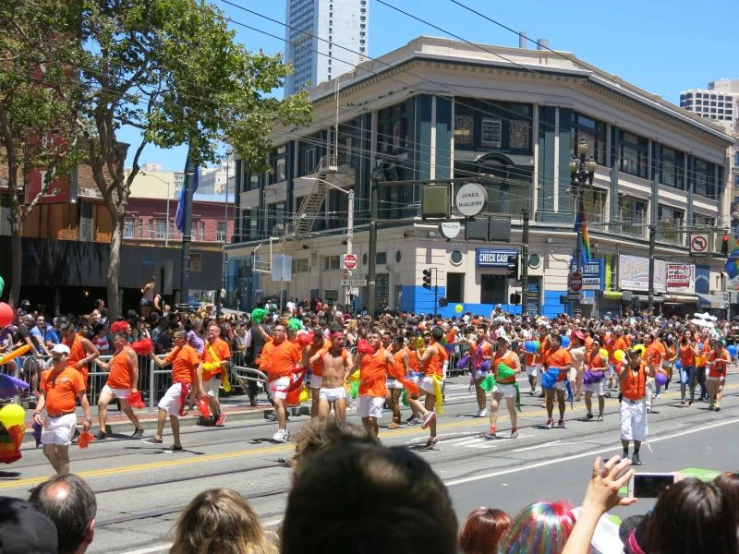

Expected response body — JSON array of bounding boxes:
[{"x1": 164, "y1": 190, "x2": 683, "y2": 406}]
[
  {"x1": 0, "y1": 496, "x2": 58, "y2": 554},
  {"x1": 459, "y1": 508, "x2": 511, "y2": 554},
  {"x1": 170, "y1": 488, "x2": 277, "y2": 554},
  {"x1": 29, "y1": 473, "x2": 97, "y2": 554},
  {"x1": 281, "y1": 442, "x2": 458, "y2": 554}
]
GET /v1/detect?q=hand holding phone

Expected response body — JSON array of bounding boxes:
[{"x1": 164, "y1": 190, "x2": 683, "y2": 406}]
[{"x1": 627, "y1": 472, "x2": 678, "y2": 498}]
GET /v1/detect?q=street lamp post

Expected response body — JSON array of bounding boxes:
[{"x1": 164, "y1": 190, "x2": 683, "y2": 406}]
[
  {"x1": 141, "y1": 171, "x2": 172, "y2": 246},
  {"x1": 303, "y1": 177, "x2": 354, "y2": 307},
  {"x1": 219, "y1": 151, "x2": 232, "y2": 316},
  {"x1": 180, "y1": 163, "x2": 196, "y2": 305},
  {"x1": 568, "y1": 140, "x2": 597, "y2": 317}
]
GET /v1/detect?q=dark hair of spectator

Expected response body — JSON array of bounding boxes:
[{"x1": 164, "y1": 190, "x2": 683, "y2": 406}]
[
  {"x1": 29, "y1": 474, "x2": 97, "y2": 554},
  {"x1": 647, "y1": 478, "x2": 738, "y2": 554},
  {"x1": 459, "y1": 507, "x2": 511, "y2": 554},
  {"x1": 713, "y1": 472, "x2": 739, "y2": 520},
  {"x1": 292, "y1": 420, "x2": 378, "y2": 477},
  {"x1": 281, "y1": 443, "x2": 458, "y2": 554}
]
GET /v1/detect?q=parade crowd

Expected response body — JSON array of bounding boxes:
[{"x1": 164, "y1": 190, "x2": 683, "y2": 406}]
[{"x1": 1, "y1": 296, "x2": 738, "y2": 553}]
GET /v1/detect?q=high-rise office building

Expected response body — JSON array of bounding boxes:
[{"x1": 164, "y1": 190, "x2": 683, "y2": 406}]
[
  {"x1": 284, "y1": 0, "x2": 368, "y2": 96},
  {"x1": 680, "y1": 79, "x2": 738, "y2": 132}
]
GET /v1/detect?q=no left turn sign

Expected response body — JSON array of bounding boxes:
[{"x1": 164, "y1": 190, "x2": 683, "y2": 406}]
[{"x1": 690, "y1": 234, "x2": 708, "y2": 254}]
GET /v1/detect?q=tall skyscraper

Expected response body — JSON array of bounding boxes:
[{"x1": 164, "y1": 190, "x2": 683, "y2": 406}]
[
  {"x1": 680, "y1": 79, "x2": 739, "y2": 133},
  {"x1": 284, "y1": 0, "x2": 368, "y2": 96}
]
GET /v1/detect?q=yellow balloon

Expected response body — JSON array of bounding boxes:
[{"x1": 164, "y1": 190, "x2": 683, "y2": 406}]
[
  {"x1": 0, "y1": 403, "x2": 25, "y2": 428},
  {"x1": 614, "y1": 349, "x2": 625, "y2": 362},
  {"x1": 455, "y1": 304, "x2": 464, "y2": 314},
  {"x1": 633, "y1": 344, "x2": 646, "y2": 357},
  {"x1": 598, "y1": 348, "x2": 609, "y2": 359}
]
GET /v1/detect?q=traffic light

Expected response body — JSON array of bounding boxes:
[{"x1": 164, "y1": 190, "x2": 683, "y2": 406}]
[
  {"x1": 422, "y1": 268, "x2": 432, "y2": 289},
  {"x1": 439, "y1": 297, "x2": 449, "y2": 307},
  {"x1": 721, "y1": 234, "x2": 730, "y2": 256},
  {"x1": 506, "y1": 255, "x2": 519, "y2": 280}
]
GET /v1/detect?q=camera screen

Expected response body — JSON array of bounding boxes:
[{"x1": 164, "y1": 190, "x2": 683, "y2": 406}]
[{"x1": 633, "y1": 474, "x2": 676, "y2": 498}]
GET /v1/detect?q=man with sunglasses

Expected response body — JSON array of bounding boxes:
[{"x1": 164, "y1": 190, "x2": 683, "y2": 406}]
[{"x1": 33, "y1": 343, "x2": 92, "y2": 475}]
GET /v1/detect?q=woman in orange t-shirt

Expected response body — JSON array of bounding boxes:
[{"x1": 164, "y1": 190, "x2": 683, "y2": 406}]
[
  {"x1": 706, "y1": 339, "x2": 730, "y2": 411},
  {"x1": 543, "y1": 334, "x2": 572, "y2": 429}
]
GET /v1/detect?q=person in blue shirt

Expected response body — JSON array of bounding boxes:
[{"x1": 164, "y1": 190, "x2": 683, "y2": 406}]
[{"x1": 30, "y1": 315, "x2": 59, "y2": 356}]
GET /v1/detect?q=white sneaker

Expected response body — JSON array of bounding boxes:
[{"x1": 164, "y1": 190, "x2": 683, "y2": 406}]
[
  {"x1": 272, "y1": 429, "x2": 290, "y2": 443},
  {"x1": 475, "y1": 408, "x2": 488, "y2": 418}
]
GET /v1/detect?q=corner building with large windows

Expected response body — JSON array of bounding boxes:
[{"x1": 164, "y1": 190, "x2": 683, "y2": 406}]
[{"x1": 226, "y1": 37, "x2": 734, "y2": 318}]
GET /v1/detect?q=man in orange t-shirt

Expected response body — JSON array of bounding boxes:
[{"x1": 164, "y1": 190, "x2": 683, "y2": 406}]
[
  {"x1": 259, "y1": 324, "x2": 303, "y2": 443},
  {"x1": 355, "y1": 331, "x2": 394, "y2": 439},
  {"x1": 60, "y1": 322, "x2": 100, "y2": 384},
  {"x1": 32, "y1": 343, "x2": 92, "y2": 475},
  {"x1": 202, "y1": 325, "x2": 231, "y2": 427},
  {"x1": 543, "y1": 334, "x2": 572, "y2": 429},
  {"x1": 304, "y1": 329, "x2": 330, "y2": 419},
  {"x1": 144, "y1": 330, "x2": 204, "y2": 451},
  {"x1": 91, "y1": 332, "x2": 144, "y2": 440}
]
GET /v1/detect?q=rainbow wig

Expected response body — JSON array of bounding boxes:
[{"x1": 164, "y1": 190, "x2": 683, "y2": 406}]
[{"x1": 497, "y1": 501, "x2": 581, "y2": 554}]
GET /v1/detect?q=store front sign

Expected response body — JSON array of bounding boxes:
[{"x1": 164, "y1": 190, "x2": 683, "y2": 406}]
[
  {"x1": 666, "y1": 264, "x2": 695, "y2": 293},
  {"x1": 569, "y1": 259, "x2": 604, "y2": 290},
  {"x1": 476, "y1": 248, "x2": 518, "y2": 268},
  {"x1": 618, "y1": 254, "x2": 666, "y2": 293}
]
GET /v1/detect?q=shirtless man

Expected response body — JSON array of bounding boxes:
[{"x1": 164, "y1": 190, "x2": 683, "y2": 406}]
[
  {"x1": 310, "y1": 331, "x2": 351, "y2": 421},
  {"x1": 304, "y1": 329, "x2": 330, "y2": 418}
]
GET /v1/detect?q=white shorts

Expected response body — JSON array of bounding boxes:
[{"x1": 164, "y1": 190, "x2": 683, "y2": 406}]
[
  {"x1": 269, "y1": 377, "x2": 291, "y2": 400},
  {"x1": 554, "y1": 380, "x2": 568, "y2": 391},
  {"x1": 101, "y1": 384, "x2": 131, "y2": 400},
  {"x1": 707, "y1": 376, "x2": 725, "y2": 383},
  {"x1": 420, "y1": 376, "x2": 441, "y2": 395},
  {"x1": 387, "y1": 378, "x2": 404, "y2": 390},
  {"x1": 358, "y1": 395, "x2": 384, "y2": 419},
  {"x1": 158, "y1": 382, "x2": 189, "y2": 418},
  {"x1": 620, "y1": 398, "x2": 647, "y2": 442},
  {"x1": 526, "y1": 365, "x2": 540, "y2": 377},
  {"x1": 584, "y1": 381, "x2": 606, "y2": 396},
  {"x1": 320, "y1": 387, "x2": 347, "y2": 403},
  {"x1": 309, "y1": 374, "x2": 322, "y2": 389},
  {"x1": 41, "y1": 413, "x2": 77, "y2": 446},
  {"x1": 493, "y1": 383, "x2": 516, "y2": 399},
  {"x1": 203, "y1": 377, "x2": 220, "y2": 398}
]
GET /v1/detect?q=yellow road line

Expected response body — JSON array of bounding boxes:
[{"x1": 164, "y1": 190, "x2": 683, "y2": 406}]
[{"x1": 2, "y1": 383, "x2": 735, "y2": 491}]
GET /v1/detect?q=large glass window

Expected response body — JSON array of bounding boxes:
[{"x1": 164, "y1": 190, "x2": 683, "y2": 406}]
[
  {"x1": 694, "y1": 158, "x2": 717, "y2": 199},
  {"x1": 453, "y1": 98, "x2": 533, "y2": 153},
  {"x1": 156, "y1": 219, "x2": 166, "y2": 239},
  {"x1": 481, "y1": 274, "x2": 506, "y2": 304},
  {"x1": 377, "y1": 101, "x2": 412, "y2": 156},
  {"x1": 581, "y1": 189, "x2": 606, "y2": 225},
  {"x1": 618, "y1": 131, "x2": 649, "y2": 179},
  {"x1": 268, "y1": 145, "x2": 287, "y2": 184},
  {"x1": 217, "y1": 221, "x2": 226, "y2": 242},
  {"x1": 447, "y1": 273, "x2": 465, "y2": 303},
  {"x1": 661, "y1": 146, "x2": 685, "y2": 190},
  {"x1": 268, "y1": 202, "x2": 285, "y2": 236},
  {"x1": 124, "y1": 218, "x2": 135, "y2": 238},
  {"x1": 618, "y1": 196, "x2": 647, "y2": 238},
  {"x1": 571, "y1": 113, "x2": 607, "y2": 165},
  {"x1": 693, "y1": 213, "x2": 715, "y2": 228},
  {"x1": 323, "y1": 255, "x2": 341, "y2": 270},
  {"x1": 658, "y1": 205, "x2": 684, "y2": 244}
]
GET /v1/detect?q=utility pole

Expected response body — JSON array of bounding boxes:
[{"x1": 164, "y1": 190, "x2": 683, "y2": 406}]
[
  {"x1": 367, "y1": 177, "x2": 378, "y2": 317},
  {"x1": 433, "y1": 268, "x2": 439, "y2": 317},
  {"x1": 521, "y1": 208, "x2": 530, "y2": 316},
  {"x1": 179, "y1": 161, "x2": 196, "y2": 306},
  {"x1": 648, "y1": 224, "x2": 656, "y2": 314},
  {"x1": 569, "y1": 140, "x2": 596, "y2": 318}
]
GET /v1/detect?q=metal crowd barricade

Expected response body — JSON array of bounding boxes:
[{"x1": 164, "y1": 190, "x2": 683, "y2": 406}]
[
  {"x1": 85, "y1": 355, "x2": 112, "y2": 404},
  {"x1": 148, "y1": 358, "x2": 173, "y2": 412},
  {"x1": 231, "y1": 365, "x2": 268, "y2": 397}
]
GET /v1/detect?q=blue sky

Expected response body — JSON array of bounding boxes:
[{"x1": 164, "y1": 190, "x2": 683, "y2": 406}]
[{"x1": 121, "y1": 0, "x2": 737, "y2": 170}]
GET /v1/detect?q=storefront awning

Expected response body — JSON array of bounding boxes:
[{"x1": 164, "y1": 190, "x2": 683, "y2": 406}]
[
  {"x1": 664, "y1": 294, "x2": 699, "y2": 304},
  {"x1": 601, "y1": 291, "x2": 623, "y2": 300},
  {"x1": 632, "y1": 294, "x2": 664, "y2": 303}
]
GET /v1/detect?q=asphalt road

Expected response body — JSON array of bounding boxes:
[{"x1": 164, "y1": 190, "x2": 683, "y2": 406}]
[{"x1": 2, "y1": 373, "x2": 738, "y2": 554}]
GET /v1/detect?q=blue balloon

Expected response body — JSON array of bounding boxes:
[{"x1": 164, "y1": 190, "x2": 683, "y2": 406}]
[
  {"x1": 728, "y1": 344, "x2": 738, "y2": 358},
  {"x1": 561, "y1": 335, "x2": 571, "y2": 348},
  {"x1": 524, "y1": 341, "x2": 539, "y2": 353},
  {"x1": 674, "y1": 360, "x2": 682, "y2": 370}
]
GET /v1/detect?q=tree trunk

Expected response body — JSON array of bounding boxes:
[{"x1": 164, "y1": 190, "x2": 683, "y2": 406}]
[
  {"x1": 107, "y1": 205, "x2": 124, "y2": 320},
  {"x1": 8, "y1": 200, "x2": 22, "y2": 308}
]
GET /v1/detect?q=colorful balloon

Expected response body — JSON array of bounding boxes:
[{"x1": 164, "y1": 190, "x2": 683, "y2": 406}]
[
  {"x1": 633, "y1": 344, "x2": 646, "y2": 357},
  {"x1": 560, "y1": 335, "x2": 571, "y2": 348},
  {"x1": 0, "y1": 404, "x2": 25, "y2": 429},
  {"x1": 0, "y1": 275, "x2": 4, "y2": 297},
  {"x1": 524, "y1": 341, "x2": 540, "y2": 353},
  {"x1": 0, "y1": 302, "x2": 13, "y2": 328},
  {"x1": 727, "y1": 344, "x2": 738, "y2": 359},
  {"x1": 0, "y1": 344, "x2": 31, "y2": 366},
  {"x1": 614, "y1": 349, "x2": 625, "y2": 362},
  {"x1": 598, "y1": 348, "x2": 609, "y2": 359},
  {"x1": 655, "y1": 371, "x2": 668, "y2": 387},
  {"x1": 455, "y1": 304, "x2": 464, "y2": 314}
]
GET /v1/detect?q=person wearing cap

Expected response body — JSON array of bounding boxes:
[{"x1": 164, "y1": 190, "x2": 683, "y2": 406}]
[
  {"x1": 0, "y1": 496, "x2": 58, "y2": 554},
  {"x1": 33, "y1": 343, "x2": 92, "y2": 475},
  {"x1": 486, "y1": 334, "x2": 521, "y2": 439},
  {"x1": 618, "y1": 347, "x2": 655, "y2": 465}
]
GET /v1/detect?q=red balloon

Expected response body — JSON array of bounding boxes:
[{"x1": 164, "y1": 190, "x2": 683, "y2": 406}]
[{"x1": 0, "y1": 303, "x2": 13, "y2": 328}]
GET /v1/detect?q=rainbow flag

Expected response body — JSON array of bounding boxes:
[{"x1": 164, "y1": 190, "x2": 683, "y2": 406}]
[
  {"x1": 725, "y1": 250, "x2": 739, "y2": 278},
  {"x1": 574, "y1": 197, "x2": 592, "y2": 266}
]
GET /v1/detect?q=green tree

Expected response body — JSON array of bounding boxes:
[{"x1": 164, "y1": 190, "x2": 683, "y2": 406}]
[
  {"x1": 0, "y1": 0, "x2": 84, "y2": 307},
  {"x1": 77, "y1": 0, "x2": 311, "y2": 318}
]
